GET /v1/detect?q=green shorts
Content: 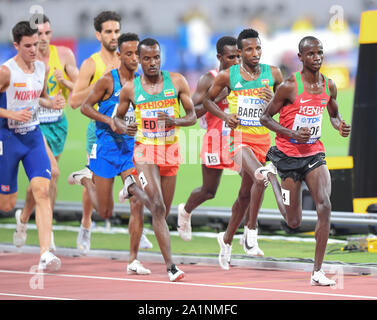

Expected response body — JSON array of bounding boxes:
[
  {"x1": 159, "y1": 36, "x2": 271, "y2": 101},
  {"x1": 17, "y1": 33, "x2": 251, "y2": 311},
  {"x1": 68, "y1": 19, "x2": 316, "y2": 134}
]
[
  {"x1": 86, "y1": 120, "x2": 97, "y2": 155},
  {"x1": 39, "y1": 114, "x2": 68, "y2": 157}
]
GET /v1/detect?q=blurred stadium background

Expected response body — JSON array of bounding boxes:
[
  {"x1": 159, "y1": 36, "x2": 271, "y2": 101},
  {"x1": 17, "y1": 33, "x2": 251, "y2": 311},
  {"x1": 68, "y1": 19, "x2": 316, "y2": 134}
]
[{"x1": 0, "y1": 0, "x2": 377, "y2": 240}]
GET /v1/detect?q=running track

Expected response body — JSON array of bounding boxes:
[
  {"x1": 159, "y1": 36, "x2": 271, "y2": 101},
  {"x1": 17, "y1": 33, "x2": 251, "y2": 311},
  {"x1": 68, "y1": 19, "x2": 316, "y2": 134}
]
[{"x1": 0, "y1": 252, "x2": 376, "y2": 301}]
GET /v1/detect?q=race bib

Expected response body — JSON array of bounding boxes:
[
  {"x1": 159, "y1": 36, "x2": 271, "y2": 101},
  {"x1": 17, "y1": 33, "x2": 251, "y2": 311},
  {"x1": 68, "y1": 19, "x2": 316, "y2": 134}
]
[
  {"x1": 37, "y1": 106, "x2": 63, "y2": 123},
  {"x1": 290, "y1": 113, "x2": 323, "y2": 144},
  {"x1": 140, "y1": 107, "x2": 175, "y2": 139},
  {"x1": 204, "y1": 152, "x2": 220, "y2": 166},
  {"x1": 90, "y1": 143, "x2": 97, "y2": 159},
  {"x1": 237, "y1": 96, "x2": 265, "y2": 127},
  {"x1": 8, "y1": 106, "x2": 39, "y2": 134},
  {"x1": 0, "y1": 141, "x2": 3, "y2": 156}
]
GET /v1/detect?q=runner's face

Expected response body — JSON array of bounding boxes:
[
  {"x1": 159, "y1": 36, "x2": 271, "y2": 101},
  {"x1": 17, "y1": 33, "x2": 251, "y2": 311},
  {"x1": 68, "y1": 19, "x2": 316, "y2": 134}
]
[
  {"x1": 97, "y1": 20, "x2": 120, "y2": 52},
  {"x1": 119, "y1": 41, "x2": 139, "y2": 72},
  {"x1": 241, "y1": 38, "x2": 261, "y2": 67},
  {"x1": 219, "y1": 45, "x2": 240, "y2": 69},
  {"x1": 37, "y1": 22, "x2": 52, "y2": 51},
  {"x1": 299, "y1": 41, "x2": 323, "y2": 72},
  {"x1": 14, "y1": 34, "x2": 39, "y2": 63},
  {"x1": 139, "y1": 44, "x2": 161, "y2": 76}
]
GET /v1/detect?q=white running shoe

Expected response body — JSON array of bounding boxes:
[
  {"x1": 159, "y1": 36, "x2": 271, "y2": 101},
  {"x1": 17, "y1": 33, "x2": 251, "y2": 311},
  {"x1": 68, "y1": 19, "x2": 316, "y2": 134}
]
[
  {"x1": 139, "y1": 234, "x2": 153, "y2": 249},
  {"x1": 217, "y1": 232, "x2": 232, "y2": 270},
  {"x1": 77, "y1": 226, "x2": 91, "y2": 255},
  {"x1": 177, "y1": 203, "x2": 192, "y2": 241},
  {"x1": 167, "y1": 264, "x2": 185, "y2": 282},
  {"x1": 127, "y1": 259, "x2": 151, "y2": 275},
  {"x1": 118, "y1": 175, "x2": 136, "y2": 203},
  {"x1": 311, "y1": 269, "x2": 336, "y2": 286},
  {"x1": 67, "y1": 167, "x2": 92, "y2": 186},
  {"x1": 13, "y1": 209, "x2": 27, "y2": 248},
  {"x1": 243, "y1": 227, "x2": 264, "y2": 257},
  {"x1": 38, "y1": 251, "x2": 61, "y2": 272},
  {"x1": 254, "y1": 162, "x2": 277, "y2": 183}
]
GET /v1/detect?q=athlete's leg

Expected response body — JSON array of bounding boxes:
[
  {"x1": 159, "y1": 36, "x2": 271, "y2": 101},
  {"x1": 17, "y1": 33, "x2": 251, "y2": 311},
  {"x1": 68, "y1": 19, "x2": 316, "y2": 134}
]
[
  {"x1": 134, "y1": 163, "x2": 174, "y2": 268},
  {"x1": 223, "y1": 169, "x2": 252, "y2": 244},
  {"x1": 233, "y1": 147, "x2": 266, "y2": 230},
  {"x1": 92, "y1": 174, "x2": 114, "y2": 219},
  {"x1": 0, "y1": 193, "x2": 17, "y2": 212},
  {"x1": 304, "y1": 165, "x2": 332, "y2": 272},
  {"x1": 280, "y1": 177, "x2": 303, "y2": 229},
  {"x1": 184, "y1": 165, "x2": 223, "y2": 213},
  {"x1": 29, "y1": 177, "x2": 52, "y2": 255},
  {"x1": 120, "y1": 168, "x2": 144, "y2": 263}
]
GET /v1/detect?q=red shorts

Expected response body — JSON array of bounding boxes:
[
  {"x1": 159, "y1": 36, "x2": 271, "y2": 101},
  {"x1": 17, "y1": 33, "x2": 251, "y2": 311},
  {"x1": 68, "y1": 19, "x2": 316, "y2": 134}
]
[
  {"x1": 200, "y1": 130, "x2": 237, "y2": 170},
  {"x1": 133, "y1": 143, "x2": 180, "y2": 176},
  {"x1": 226, "y1": 131, "x2": 271, "y2": 164}
]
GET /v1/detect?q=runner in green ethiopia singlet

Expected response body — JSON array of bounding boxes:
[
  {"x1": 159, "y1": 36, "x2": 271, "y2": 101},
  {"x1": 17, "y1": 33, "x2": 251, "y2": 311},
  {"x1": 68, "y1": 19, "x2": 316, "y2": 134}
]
[
  {"x1": 133, "y1": 71, "x2": 181, "y2": 146},
  {"x1": 227, "y1": 63, "x2": 274, "y2": 136}
]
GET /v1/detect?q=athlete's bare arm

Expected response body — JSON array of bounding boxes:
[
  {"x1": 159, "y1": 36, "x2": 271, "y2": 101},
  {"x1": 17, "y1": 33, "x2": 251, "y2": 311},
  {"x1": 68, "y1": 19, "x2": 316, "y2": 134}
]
[
  {"x1": 157, "y1": 72, "x2": 196, "y2": 127},
  {"x1": 55, "y1": 46, "x2": 79, "y2": 91},
  {"x1": 260, "y1": 76, "x2": 310, "y2": 143},
  {"x1": 0, "y1": 65, "x2": 10, "y2": 92},
  {"x1": 81, "y1": 72, "x2": 115, "y2": 130},
  {"x1": 203, "y1": 69, "x2": 238, "y2": 129},
  {"x1": 326, "y1": 78, "x2": 351, "y2": 137},
  {"x1": 114, "y1": 81, "x2": 137, "y2": 136},
  {"x1": 69, "y1": 57, "x2": 96, "y2": 109},
  {"x1": 192, "y1": 72, "x2": 215, "y2": 118}
]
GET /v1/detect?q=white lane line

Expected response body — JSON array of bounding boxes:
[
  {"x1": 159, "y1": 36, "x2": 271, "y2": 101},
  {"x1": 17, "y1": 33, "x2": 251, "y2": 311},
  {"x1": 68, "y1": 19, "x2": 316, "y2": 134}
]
[
  {"x1": 1, "y1": 269, "x2": 376, "y2": 300},
  {"x1": 0, "y1": 292, "x2": 75, "y2": 300}
]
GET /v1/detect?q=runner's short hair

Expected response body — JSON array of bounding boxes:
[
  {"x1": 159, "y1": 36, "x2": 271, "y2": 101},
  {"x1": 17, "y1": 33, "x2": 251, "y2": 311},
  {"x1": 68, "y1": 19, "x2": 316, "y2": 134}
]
[
  {"x1": 94, "y1": 11, "x2": 121, "y2": 32},
  {"x1": 216, "y1": 36, "x2": 237, "y2": 55},
  {"x1": 298, "y1": 36, "x2": 321, "y2": 53},
  {"x1": 118, "y1": 33, "x2": 139, "y2": 49},
  {"x1": 137, "y1": 38, "x2": 160, "y2": 55},
  {"x1": 12, "y1": 21, "x2": 38, "y2": 44},
  {"x1": 237, "y1": 28, "x2": 259, "y2": 49}
]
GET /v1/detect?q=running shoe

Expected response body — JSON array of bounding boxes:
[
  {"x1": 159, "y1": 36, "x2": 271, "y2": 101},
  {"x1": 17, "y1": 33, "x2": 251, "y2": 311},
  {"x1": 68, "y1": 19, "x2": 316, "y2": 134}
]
[
  {"x1": 139, "y1": 233, "x2": 153, "y2": 249},
  {"x1": 38, "y1": 251, "x2": 61, "y2": 272},
  {"x1": 217, "y1": 232, "x2": 232, "y2": 270},
  {"x1": 77, "y1": 225, "x2": 91, "y2": 255},
  {"x1": 311, "y1": 269, "x2": 336, "y2": 286},
  {"x1": 13, "y1": 209, "x2": 27, "y2": 248},
  {"x1": 118, "y1": 175, "x2": 136, "y2": 203},
  {"x1": 254, "y1": 162, "x2": 277, "y2": 181},
  {"x1": 177, "y1": 203, "x2": 192, "y2": 241},
  {"x1": 127, "y1": 259, "x2": 151, "y2": 275},
  {"x1": 243, "y1": 227, "x2": 264, "y2": 257},
  {"x1": 167, "y1": 264, "x2": 184, "y2": 282},
  {"x1": 67, "y1": 167, "x2": 92, "y2": 186}
]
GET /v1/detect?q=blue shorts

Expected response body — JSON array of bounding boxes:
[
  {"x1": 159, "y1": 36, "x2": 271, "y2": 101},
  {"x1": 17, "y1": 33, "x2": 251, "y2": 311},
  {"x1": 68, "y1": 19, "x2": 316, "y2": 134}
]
[
  {"x1": 89, "y1": 135, "x2": 135, "y2": 179},
  {"x1": 0, "y1": 127, "x2": 51, "y2": 194}
]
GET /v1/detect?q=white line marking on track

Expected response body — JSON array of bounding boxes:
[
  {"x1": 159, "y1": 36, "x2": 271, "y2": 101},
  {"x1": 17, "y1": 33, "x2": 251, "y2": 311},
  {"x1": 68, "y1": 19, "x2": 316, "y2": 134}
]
[
  {"x1": 0, "y1": 292, "x2": 75, "y2": 300},
  {"x1": 1, "y1": 269, "x2": 376, "y2": 300}
]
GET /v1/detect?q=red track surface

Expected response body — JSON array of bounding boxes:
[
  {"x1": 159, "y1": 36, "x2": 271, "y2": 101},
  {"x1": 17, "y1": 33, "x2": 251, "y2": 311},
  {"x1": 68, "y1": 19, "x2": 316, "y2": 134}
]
[{"x1": 0, "y1": 252, "x2": 376, "y2": 300}]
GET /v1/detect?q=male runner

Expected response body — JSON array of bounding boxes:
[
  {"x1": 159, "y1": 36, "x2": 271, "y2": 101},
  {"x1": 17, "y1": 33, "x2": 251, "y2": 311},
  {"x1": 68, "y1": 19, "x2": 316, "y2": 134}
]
[
  {"x1": 13, "y1": 14, "x2": 79, "y2": 250},
  {"x1": 0, "y1": 21, "x2": 65, "y2": 270},
  {"x1": 114, "y1": 38, "x2": 197, "y2": 281},
  {"x1": 68, "y1": 11, "x2": 121, "y2": 253},
  {"x1": 79, "y1": 33, "x2": 150, "y2": 274},
  {"x1": 203, "y1": 28, "x2": 284, "y2": 269},
  {"x1": 258, "y1": 36, "x2": 351, "y2": 285},
  {"x1": 177, "y1": 36, "x2": 248, "y2": 241}
]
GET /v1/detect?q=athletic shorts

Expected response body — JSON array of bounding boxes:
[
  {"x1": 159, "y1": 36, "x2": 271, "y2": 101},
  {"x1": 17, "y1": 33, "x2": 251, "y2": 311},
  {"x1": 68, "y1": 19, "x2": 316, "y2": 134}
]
[
  {"x1": 227, "y1": 131, "x2": 270, "y2": 164},
  {"x1": 200, "y1": 131, "x2": 236, "y2": 170},
  {"x1": 133, "y1": 143, "x2": 180, "y2": 176},
  {"x1": 266, "y1": 146, "x2": 326, "y2": 182},
  {"x1": 89, "y1": 135, "x2": 135, "y2": 179},
  {"x1": 86, "y1": 120, "x2": 96, "y2": 155},
  {"x1": 0, "y1": 127, "x2": 51, "y2": 194},
  {"x1": 39, "y1": 114, "x2": 68, "y2": 157}
]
